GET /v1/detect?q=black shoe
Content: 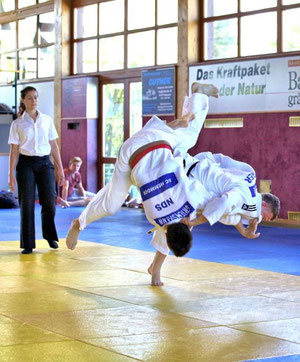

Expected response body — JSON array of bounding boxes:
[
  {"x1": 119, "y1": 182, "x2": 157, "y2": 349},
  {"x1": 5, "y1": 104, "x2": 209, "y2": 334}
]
[
  {"x1": 21, "y1": 249, "x2": 32, "y2": 254},
  {"x1": 47, "y1": 240, "x2": 59, "y2": 249}
]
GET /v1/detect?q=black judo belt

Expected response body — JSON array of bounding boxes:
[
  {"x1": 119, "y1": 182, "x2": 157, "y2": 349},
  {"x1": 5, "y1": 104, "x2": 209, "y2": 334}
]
[{"x1": 183, "y1": 159, "x2": 200, "y2": 177}]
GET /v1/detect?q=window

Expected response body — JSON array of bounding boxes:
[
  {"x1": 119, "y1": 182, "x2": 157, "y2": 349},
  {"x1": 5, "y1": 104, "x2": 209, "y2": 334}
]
[
  {"x1": 205, "y1": 19, "x2": 237, "y2": 60},
  {"x1": 100, "y1": 80, "x2": 142, "y2": 186},
  {"x1": 282, "y1": 7, "x2": 300, "y2": 51},
  {"x1": 0, "y1": 21, "x2": 17, "y2": 82},
  {"x1": 128, "y1": 0, "x2": 155, "y2": 30},
  {"x1": 99, "y1": 0, "x2": 124, "y2": 34},
  {"x1": 0, "y1": 2, "x2": 55, "y2": 83},
  {"x1": 0, "y1": 0, "x2": 15, "y2": 13},
  {"x1": 0, "y1": 52, "x2": 16, "y2": 83},
  {"x1": 99, "y1": 36, "x2": 124, "y2": 71},
  {"x1": 203, "y1": 0, "x2": 300, "y2": 60},
  {"x1": 240, "y1": 0, "x2": 276, "y2": 12},
  {"x1": 39, "y1": 12, "x2": 55, "y2": 45},
  {"x1": 73, "y1": 0, "x2": 178, "y2": 74},
  {"x1": 18, "y1": 0, "x2": 36, "y2": 8},
  {"x1": 38, "y1": 45, "x2": 54, "y2": 77},
  {"x1": 128, "y1": 31, "x2": 155, "y2": 68},
  {"x1": 0, "y1": 22, "x2": 16, "y2": 52},
  {"x1": 74, "y1": 4, "x2": 98, "y2": 39},
  {"x1": 74, "y1": 39, "x2": 98, "y2": 73},
  {"x1": 19, "y1": 48, "x2": 37, "y2": 80},
  {"x1": 130, "y1": 82, "x2": 142, "y2": 137},
  {"x1": 19, "y1": 16, "x2": 37, "y2": 49},
  {"x1": 240, "y1": 12, "x2": 277, "y2": 56},
  {"x1": 102, "y1": 83, "x2": 124, "y2": 158}
]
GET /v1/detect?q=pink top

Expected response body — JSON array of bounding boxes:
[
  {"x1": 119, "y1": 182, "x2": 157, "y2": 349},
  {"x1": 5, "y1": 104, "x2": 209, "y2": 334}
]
[{"x1": 64, "y1": 168, "x2": 82, "y2": 197}]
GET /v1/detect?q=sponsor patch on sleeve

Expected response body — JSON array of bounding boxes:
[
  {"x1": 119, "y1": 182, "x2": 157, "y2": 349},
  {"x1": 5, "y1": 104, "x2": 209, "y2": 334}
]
[
  {"x1": 154, "y1": 201, "x2": 195, "y2": 226},
  {"x1": 242, "y1": 203, "x2": 257, "y2": 211},
  {"x1": 140, "y1": 172, "x2": 178, "y2": 201}
]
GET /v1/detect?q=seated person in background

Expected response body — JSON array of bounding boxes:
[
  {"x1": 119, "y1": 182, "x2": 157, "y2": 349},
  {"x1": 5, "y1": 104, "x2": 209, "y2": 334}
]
[
  {"x1": 57, "y1": 156, "x2": 95, "y2": 207},
  {"x1": 124, "y1": 185, "x2": 143, "y2": 208}
]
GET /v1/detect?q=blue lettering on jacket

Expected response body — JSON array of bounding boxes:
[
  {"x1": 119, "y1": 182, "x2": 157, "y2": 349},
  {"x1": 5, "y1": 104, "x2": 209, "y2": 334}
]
[
  {"x1": 140, "y1": 173, "x2": 178, "y2": 201},
  {"x1": 244, "y1": 172, "x2": 256, "y2": 183},
  {"x1": 248, "y1": 184, "x2": 257, "y2": 197},
  {"x1": 154, "y1": 201, "x2": 195, "y2": 226}
]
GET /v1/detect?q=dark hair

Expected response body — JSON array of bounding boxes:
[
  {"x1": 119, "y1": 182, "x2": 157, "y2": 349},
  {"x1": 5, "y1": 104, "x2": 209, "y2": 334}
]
[
  {"x1": 262, "y1": 193, "x2": 280, "y2": 220},
  {"x1": 166, "y1": 223, "x2": 192, "y2": 257},
  {"x1": 18, "y1": 86, "x2": 38, "y2": 117}
]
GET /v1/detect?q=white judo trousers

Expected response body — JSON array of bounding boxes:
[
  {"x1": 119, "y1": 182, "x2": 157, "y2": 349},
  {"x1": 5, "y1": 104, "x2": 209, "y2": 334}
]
[{"x1": 78, "y1": 93, "x2": 209, "y2": 230}]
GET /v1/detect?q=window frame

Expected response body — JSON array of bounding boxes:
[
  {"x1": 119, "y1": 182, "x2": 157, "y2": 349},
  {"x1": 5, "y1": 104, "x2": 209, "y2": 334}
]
[
  {"x1": 0, "y1": 0, "x2": 55, "y2": 83},
  {"x1": 199, "y1": 0, "x2": 300, "y2": 63},
  {"x1": 72, "y1": 0, "x2": 178, "y2": 76}
]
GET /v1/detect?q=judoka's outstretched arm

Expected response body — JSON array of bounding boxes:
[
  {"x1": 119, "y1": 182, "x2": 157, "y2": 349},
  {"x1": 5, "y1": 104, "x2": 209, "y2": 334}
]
[{"x1": 234, "y1": 218, "x2": 260, "y2": 239}]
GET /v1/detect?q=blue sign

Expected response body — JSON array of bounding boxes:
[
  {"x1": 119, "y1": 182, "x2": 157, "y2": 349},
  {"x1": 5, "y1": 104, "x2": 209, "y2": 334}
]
[
  {"x1": 140, "y1": 172, "x2": 178, "y2": 201},
  {"x1": 154, "y1": 201, "x2": 195, "y2": 226},
  {"x1": 142, "y1": 68, "x2": 175, "y2": 115}
]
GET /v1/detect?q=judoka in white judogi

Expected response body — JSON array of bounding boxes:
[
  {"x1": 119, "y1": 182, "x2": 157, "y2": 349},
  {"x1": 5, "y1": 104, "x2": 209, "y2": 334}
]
[
  {"x1": 66, "y1": 84, "x2": 219, "y2": 251},
  {"x1": 151, "y1": 152, "x2": 262, "y2": 256},
  {"x1": 78, "y1": 93, "x2": 210, "y2": 231}
]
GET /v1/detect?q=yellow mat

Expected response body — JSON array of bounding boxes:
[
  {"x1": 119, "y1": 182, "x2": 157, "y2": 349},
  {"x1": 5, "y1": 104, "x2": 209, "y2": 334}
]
[{"x1": 0, "y1": 240, "x2": 300, "y2": 361}]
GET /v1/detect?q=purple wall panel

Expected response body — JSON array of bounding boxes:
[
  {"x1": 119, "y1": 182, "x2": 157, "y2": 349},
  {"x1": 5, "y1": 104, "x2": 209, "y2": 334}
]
[
  {"x1": 62, "y1": 78, "x2": 87, "y2": 118},
  {"x1": 190, "y1": 112, "x2": 300, "y2": 218},
  {"x1": 61, "y1": 77, "x2": 98, "y2": 193},
  {"x1": 61, "y1": 119, "x2": 88, "y2": 187},
  {"x1": 86, "y1": 119, "x2": 98, "y2": 193}
]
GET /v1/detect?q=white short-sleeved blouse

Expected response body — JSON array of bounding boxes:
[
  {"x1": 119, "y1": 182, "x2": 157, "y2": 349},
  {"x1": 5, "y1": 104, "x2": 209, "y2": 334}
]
[{"x1": 8, "y1": 110, "x2": 58, "y2": 156}]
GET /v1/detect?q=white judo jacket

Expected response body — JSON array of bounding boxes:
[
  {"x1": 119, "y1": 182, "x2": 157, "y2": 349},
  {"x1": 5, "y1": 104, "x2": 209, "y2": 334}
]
[
  {"x1": 151, "y1": 152, "x2": 262, "y2": 255},
  {"x1": 187, "y1": 152, "x2": 262, "y2": 226}
]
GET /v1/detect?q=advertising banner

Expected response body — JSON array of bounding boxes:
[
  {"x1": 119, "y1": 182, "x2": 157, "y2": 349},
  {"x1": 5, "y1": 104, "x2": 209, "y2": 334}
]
[
  {"x1": 142, "y1": 68, "x2": 175, "y2": 116},
  {"x1": 189, "y1": 56, "x2": 300, "y2": 113}
]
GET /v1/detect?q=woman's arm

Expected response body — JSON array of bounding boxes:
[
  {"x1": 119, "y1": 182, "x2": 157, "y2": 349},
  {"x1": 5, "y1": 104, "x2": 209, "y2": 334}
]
[
  {"x1": 50, "y1": 140, "x2": 64, "y2": 185},
  {"x1": 8, "y1": 144, "x2": 20, "y2": 192},
  {"x1": 61, "y1": 180, "x2": 69, "y2": 200}
]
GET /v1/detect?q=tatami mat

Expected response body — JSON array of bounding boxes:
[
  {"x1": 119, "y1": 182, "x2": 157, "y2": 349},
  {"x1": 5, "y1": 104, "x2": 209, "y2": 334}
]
[{"x1": 0, "y1": 239, "x2": 300, "y2": 361}]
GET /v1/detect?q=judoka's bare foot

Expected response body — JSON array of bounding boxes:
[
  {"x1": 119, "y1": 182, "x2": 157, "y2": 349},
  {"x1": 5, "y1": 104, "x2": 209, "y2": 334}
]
[
  {"x1": 168, "y1": 112, "x2": 195, "y2": 130},
  {"x1": 148, "y1": 263, "x2": 164, "y2": 286},
  {"x1": 66, "y1": 218, "x2": 80, "y2": 250},
  {"x1": 192, "y1": 82, "x2": 219, "y2": 98}
]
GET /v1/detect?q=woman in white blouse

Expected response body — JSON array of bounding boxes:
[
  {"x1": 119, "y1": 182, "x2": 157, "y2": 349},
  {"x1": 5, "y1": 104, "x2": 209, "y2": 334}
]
[{"x1": 8, "y1": 86, "x2": 64, "y2": 254}]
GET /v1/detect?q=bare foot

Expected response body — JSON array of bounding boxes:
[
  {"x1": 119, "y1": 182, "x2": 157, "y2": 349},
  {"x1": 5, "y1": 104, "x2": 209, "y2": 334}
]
[
  {"x1": 66, "y1": 219, "x2": 80, "y2": 250},
  {"x1": 168, "y1": 112, "x2": 195, "y2": 130},
  {"x1": 57, "y1": 196, "x2": 70, "y2": 208},
  {"x1": 191, "y1": 82, "x2": 219, "y2": 98},
  {"x1": 147, "y1": 263, "x2": 164, "y2": 286}
]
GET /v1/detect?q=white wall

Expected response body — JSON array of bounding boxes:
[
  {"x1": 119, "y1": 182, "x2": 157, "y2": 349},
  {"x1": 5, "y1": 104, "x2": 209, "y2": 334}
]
[
  {"x1": 0, "y1": 80, "x2": 54, "y2": 117},
  {"x1": 0, "y1": 80, "x2": 54, "y2": 191}
]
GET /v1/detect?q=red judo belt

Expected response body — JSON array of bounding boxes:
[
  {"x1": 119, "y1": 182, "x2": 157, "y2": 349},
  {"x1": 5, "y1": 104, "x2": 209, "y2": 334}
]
[{"x1": 129, "y1": 141, "x2": 173, "y2": 169}]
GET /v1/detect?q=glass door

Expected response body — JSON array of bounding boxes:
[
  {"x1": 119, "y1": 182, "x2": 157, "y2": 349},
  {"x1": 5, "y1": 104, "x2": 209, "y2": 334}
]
[{"x1": 99, "y1": 79, "x2": 142, "y2": 187}]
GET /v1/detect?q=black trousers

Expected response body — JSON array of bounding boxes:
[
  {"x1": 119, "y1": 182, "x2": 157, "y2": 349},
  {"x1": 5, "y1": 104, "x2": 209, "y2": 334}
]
[{"x1": 16, "y1": 154, "x2": 58, "y2": 249}]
